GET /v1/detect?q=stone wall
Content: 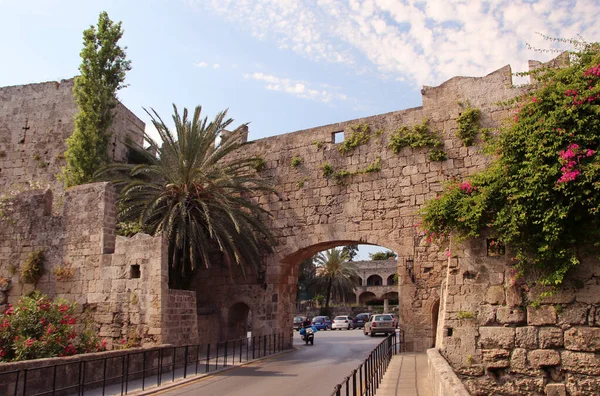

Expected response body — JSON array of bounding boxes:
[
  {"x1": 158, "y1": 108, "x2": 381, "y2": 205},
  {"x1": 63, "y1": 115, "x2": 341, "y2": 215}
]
[
  {"x1": 226, "y1": 61, "x2": 531, "y2": 352},
  {"x1": 436, "y1": 235, "x2": 600, "y2": 395},
  {"x1": 164, "y1": 290, "x2": 199, "y2": 346},
  {"x1": 0, "y1": 182, "x2": 195, "y2": 348},
  {"x1": 0, "y1": 78, "x2": 144, "y2": 197}
]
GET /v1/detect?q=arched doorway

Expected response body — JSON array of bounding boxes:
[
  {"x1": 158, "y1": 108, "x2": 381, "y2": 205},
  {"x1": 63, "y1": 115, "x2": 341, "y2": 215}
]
[
  {"x1": 226, "y1": 302, "x2": 251, "y2": 341},
  {"x1": 367, "y1": 274, "x2": 382, "y2": 286},
  {"x1": 359, "y1": 291, "x2": 377, "y2": 305},
  {"x1": 387, "y1": 274, "x2": 396, "y2": 285}
]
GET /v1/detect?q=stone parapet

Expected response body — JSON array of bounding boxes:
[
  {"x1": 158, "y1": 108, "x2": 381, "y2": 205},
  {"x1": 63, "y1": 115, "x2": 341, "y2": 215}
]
[{"x1": 427, "y1": 348, "x2": 470, "y2": 396}]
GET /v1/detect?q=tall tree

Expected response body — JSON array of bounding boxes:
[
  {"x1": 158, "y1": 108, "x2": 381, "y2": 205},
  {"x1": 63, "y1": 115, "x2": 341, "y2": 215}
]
[
  {"x1": 296, "y1": 257, "x2": 316, "y2": 301},
  {"x1": 342, "y1": 244, "x2": 358, "y2": 261},
  {"x1": 64, "y1": 11, "x2": 131, "y2": 186},
  {"x1": 99, "y1": 105, "x2": 276, "y2": 289},
  {"x1": 311, "y1": 248, "x2": 358, "y2": 315},
  {"x1": 369, "y1": 250, "x2": 397, "y2": 260}
]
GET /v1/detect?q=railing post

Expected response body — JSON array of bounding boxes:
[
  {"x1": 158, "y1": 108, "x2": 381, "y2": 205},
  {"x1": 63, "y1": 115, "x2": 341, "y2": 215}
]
[
  {"x1": 263, "y1": 334, "x2": 267, "y2": 357},
  {"x1": 252, "y1": 336, "x2": 255, "y2": 359},
  {"x1": 157, "y1": 348, "x2": 163, "y2": 387},
  {"x1": 215, "y1": 342, "x2": 219, "y2": 370},
  {"x1": 206, "y1": 344, "x2": 211, "y2": 373},
  {"x1": 224, "y1": 341, "x2": 228, "y2": 367},
  {"x1": 102, "y1": 356, "x2": 108, "y2": 395},
  {"x1": 22, "y1": 369, "x2": 27, "y2": 396},
  {"x1": 183, "y1": 345, "x2": 189, "y2": 379},
  {"x1": 352, "y1": 369, "x2": 357, "y2": 396},
  {"x1": 172, "y1": 347, "x2": 176, "y2": 382}
]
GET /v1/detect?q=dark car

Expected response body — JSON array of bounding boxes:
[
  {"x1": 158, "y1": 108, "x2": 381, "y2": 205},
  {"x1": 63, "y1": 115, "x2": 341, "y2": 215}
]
[
  {"x1": 352, "y1": 313, "x2": 370, "y2": 329},
  {"x1": 311, "y1": 316, "x2": 332, "y2": 330},
  {"x1": 293, "y1": 316, "x2": 307, "y2": 331}
]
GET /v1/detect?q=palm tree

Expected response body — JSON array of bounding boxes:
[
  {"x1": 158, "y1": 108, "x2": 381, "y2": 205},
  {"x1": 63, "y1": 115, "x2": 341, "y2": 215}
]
[
  {"x1": 311, "y1": 248, "x2": 358, "y2": 315},
  {"x1": 100, "y1": 105, "x2": 276, "y2": 289}
]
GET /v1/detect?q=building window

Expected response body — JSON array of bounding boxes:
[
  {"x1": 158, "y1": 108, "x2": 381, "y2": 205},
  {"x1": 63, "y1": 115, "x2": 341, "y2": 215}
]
[{"x1": 130, "y1": 264, "x2": 141, "y2": 279}]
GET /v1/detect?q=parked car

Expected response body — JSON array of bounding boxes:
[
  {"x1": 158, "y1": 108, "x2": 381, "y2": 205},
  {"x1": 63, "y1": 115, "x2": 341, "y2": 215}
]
[
  {"x1": 363, "y1": 314, "x2": 395, "y2": 337},
  {"x1": 293, "y1": 316, "x2": 307, "y2": 331},
  {"x1": 387, "y1": 313, "x2": 399, "y2": 328},
  {"x1": 311, "y1": 316, "x2": 332, "y2": 330},
  {"x1": 332, "y1": 315, "x2": 354, "y2": 330},
  {"x1": 352, "y1": 313, "x2": 370, "y2": 329}
]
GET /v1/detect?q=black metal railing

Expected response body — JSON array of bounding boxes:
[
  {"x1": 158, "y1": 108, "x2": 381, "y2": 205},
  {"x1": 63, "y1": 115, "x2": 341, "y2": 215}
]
[
  {"x1": 331, "y1": 330, "x2": 404, "y2": 396},
  {"x1": 0, "y1": 332, "x2": 290, "y2": 396}
]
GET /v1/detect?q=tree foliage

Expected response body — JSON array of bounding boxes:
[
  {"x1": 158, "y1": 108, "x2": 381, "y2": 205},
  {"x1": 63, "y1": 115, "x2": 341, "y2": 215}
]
[
  {"x1": 310, "y1": 248, "x2": 358, "y2": 314},
  {"x1": 420, "y1": 40, "x2": 600, "y2": 286},
  {"x1": 64, "y1": 11, "x2": 131, "y2": 186},
  {"x1": 342, "y1": 244, "x2": 359, "y2": 261},
  {"x1": 99, "y1": 105, "x2": 275, "y2": 289},
  {"x1": 369, "y1": 250, "x2": 397, "y2": 260}
]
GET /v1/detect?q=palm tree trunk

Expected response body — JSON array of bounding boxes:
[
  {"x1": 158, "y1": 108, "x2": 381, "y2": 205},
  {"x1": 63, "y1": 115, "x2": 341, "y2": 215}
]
[{"x1": 324, "y1": 276, "x2": 333, "y2": 315}]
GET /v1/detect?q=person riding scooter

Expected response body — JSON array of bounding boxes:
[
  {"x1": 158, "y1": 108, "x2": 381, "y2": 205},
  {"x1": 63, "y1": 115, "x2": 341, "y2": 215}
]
[{"x1": 299, "y1": 318, "x2": 317, "y2": 345}]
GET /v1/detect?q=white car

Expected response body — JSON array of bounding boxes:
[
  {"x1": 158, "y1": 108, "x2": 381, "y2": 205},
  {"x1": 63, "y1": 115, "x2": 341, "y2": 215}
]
[{"x1": 332, "y1": 315, "x2": 353, "y2": 330}]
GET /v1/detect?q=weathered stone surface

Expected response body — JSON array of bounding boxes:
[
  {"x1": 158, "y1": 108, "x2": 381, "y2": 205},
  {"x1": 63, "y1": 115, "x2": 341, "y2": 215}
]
[
  {"x1": 557, "y1": 303, "x2": 589, "y2": 325},
  {"x1": 463, "y1": 375, "x2": 545, "y2": 396},
  {"x1": 515, "y1": 326, "x2": 538, "y2": 349},
  {"x1": 564, "y1": 327, "x2": 600, "y2": 352},
  {"x1": 482, "y1": 349, "x2": 510, "y2": 368},
  {"x1": 479, "y1": 327, "x2": 515, "y2": 349},
  {"x1": 505, "y1": 284, "x2": 523, "y2": 307},
  {"x1": 565, "y1": 373, "x2": 600, "y2": 396},
  {"x1": 561, "y1": 351, "x2": 600, "y2": 375},
  {"x1": 545, "y1": 383, "x2": 566, "y2": 396},
  {"x1": 477, "y1": 305, "x2": 496, "y2": 326},
  {"x1": 496, "y1": 307, "x2": 526, "y2": 324},
  {"x1": 485, "y1": 285, "x2": 505, "y2": 305},
  {"x1": 539, "y1": 327, "x2": 564, "y2": 349},
  {"x1": 510, "y1": 347, "x2": 527, "y2": 369},
  {"x1": 527, "y1": 305, "x2": 557, "y2": 326},
  {"x1": 528, "y1": 349, "x2": 560, "y2": 367}
]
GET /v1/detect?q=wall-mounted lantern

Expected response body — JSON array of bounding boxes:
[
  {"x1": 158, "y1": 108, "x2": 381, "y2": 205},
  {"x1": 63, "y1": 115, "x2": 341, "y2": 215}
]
[
  {"x1": 257, "y1": 267, "x2": 267, "y2": 290},
  {"x1": 405, "y1": 256, "x2": 415, "y2": 283}
]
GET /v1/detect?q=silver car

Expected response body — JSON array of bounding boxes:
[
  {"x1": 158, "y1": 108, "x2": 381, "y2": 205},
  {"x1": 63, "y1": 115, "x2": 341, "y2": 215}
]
[{"x1": 363, "y1": 314, "x2": 395, "y2": 336}]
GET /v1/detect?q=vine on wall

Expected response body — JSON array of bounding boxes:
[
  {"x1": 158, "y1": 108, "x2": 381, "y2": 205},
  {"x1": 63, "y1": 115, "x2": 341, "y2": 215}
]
[
  {"x1": 337, "y1": 124, "x2": 371, "y2": 155},
  {"x1": 388, "y1": 119, "x2": 446, "y2": 161},
  {"x1": 456, "y1": 104, "x2": 482, "y2": 146}
]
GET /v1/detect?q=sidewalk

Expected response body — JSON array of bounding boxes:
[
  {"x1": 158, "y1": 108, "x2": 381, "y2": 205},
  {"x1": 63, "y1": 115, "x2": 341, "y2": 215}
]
[{"x1": 376, "y1": 353, "x2": 432, "y2": 396}]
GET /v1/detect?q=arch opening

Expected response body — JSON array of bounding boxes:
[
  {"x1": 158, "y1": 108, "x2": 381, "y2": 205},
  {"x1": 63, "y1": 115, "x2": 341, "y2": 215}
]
[
  {"x1": 226, "y1": 302, "x2": 251, "y2": 341},
  {"x1": 367, "y1": 274, "x2": 383, "y2": 286}
]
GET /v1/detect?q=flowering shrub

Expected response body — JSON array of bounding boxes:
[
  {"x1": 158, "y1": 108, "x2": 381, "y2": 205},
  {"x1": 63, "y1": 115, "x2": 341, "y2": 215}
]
[
  {"x1": 21, "y1": 249, "x2": 45, "y2": 284},
  {"x1": 420, "y1": 40, "x2": 600, "y2": 286},
  {"x1": 0, "y1": 292, "x2": 105, "y2": 361}
]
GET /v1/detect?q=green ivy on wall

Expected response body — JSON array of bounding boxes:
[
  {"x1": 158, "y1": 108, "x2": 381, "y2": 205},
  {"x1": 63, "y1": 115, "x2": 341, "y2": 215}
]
[
  {"x1": 456, "y1": 105, "x2": 482, "y2": 146},
  {"x1": 388, "y1": 119, "x2": 446, "y2": 161},
  {"x1": 338, "y1": 124, "x2": 371, "y2": 155}
]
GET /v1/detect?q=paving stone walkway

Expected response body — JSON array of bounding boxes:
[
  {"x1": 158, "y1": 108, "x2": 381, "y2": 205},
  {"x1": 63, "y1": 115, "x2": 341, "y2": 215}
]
[{"x1": 376, "y1": 353, "x2": 432, "y2": 396}]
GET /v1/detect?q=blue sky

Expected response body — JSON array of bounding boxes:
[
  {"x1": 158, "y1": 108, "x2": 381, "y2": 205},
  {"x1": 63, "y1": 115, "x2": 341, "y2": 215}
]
[{"x1": 2, "y1": 0, "x2": 599, "y2": 259}]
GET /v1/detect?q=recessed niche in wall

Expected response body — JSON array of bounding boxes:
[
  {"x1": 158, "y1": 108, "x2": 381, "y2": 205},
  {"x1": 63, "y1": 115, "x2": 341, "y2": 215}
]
[
  {"x1": 130, "y1": 264, "x2": 141, "y2": 279},
  {"x1": 332, "y1": 131, "x2": 344, "y2": 144},
  {"x1": 486, "y1": 238, "x2": 505, "y2": 256}
]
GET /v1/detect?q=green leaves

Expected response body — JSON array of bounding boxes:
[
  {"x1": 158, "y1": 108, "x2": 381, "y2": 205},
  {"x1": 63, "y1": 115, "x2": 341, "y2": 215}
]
[
  {"x1": 421, "y1": 42, "x2": 600, "y2": 286},
  {"x1": 64, "y1": 11, "x2": 131, "y2": 187},
  {"x1": 100, "y1": 105, "x2": 275, "y2": 289}
]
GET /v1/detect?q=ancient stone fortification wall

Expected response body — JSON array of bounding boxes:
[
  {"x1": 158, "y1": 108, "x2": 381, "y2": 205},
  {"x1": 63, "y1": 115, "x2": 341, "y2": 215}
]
[
  {"x1": 220, "y1": 62, "x2": 527, "y2": 351},
  {"x1": 0, "y1": 78, "x2": 145, "y2": 197},
  {"x1": 0, "y1": 182, "x2": 193, "y2": 348},
  {"x1": 436, "y1": 236, "x2": 600, "y2": 395}
]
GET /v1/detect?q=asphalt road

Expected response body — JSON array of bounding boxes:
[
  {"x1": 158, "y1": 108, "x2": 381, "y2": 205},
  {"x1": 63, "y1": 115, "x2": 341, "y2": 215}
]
[{"x1": 158, "y1": 328, "x2": 387, "y2": 396}]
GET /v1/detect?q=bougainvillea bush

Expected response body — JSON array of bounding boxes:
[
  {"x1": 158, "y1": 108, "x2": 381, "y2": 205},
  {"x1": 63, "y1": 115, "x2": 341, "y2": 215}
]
[
  {"x1": 421, "y1": 41, "x2": 600, "y2": 287},
  {"x1": 0, "y1": 293, "x2": 105, "y2": 361}
]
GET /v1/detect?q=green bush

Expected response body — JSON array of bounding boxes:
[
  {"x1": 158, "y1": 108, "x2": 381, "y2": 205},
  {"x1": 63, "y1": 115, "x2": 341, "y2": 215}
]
[
  {"x1": 21, "y1": 250, "x2": 44, "y2": 284},
  {"x1": 456, "y1": 107, "x2": 481, "y2": 146},
  {"x1": 290, "y1": 155, "x2": 303, "y2": 167},
  {"x1": 321, "y1": 163, "x2": 334, "y2": 178},
  {"x1": 0, "y1": 292, "x2": 105, "y2": 361},
  {"x1": 420, "y1": 41, "x2": 600, "y2": 286}
]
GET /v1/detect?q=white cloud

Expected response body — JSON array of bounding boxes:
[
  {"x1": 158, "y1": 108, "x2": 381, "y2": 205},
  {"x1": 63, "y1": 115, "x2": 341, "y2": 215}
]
[
  {"x1": 192, "y1": 0, "x2": 600, "y2": 87},
  {"x1": 244, "y1": 72, "x2": 351, "y2": 102},
  {"x1": 213, "y1": 63, "x2": 220, "y2": 69},
  {"x1": 195, "y1": 61, "x2": 208, "y2": 68}
]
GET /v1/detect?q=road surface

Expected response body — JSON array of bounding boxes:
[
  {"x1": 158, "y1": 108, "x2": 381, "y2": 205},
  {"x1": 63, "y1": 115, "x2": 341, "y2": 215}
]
[{"x1": 158, "y1": 328, "x2": 388, "y2": 396}]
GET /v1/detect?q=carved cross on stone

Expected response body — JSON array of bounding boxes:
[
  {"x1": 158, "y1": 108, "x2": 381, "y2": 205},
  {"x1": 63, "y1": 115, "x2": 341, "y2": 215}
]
[{"x1": 19, "y1": 119, "x2": 30, "y2": 144}]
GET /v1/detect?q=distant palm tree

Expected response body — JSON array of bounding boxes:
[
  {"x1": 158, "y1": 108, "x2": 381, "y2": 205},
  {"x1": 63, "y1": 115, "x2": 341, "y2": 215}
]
[
  {"x1": 311, "y1": 248, "x2": 358, "y2": 314},
  {"x1": 100, "y1": 105, "x2": 275, "y2": 289}
]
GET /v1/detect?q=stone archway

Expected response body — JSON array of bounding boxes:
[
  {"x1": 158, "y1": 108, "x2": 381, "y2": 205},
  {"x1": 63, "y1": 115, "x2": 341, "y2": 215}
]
[
  {"x1": 225, "y1": 302, "x2": 251, "y2": 341},
  {"x1": 359, "y1": 291, "x2": 377, "y2": 305},
  {"x1": 367, "y1": 274, "x2": 383, "y2": 286},
  {"x1": 387, "y1": 274, "x2": 396, "y2": 286}
]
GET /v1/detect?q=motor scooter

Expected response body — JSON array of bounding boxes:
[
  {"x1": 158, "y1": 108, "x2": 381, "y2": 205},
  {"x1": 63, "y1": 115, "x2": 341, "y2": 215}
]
[{"x1": 299, "y1": 326, "x2": 315, "y2": 345}]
